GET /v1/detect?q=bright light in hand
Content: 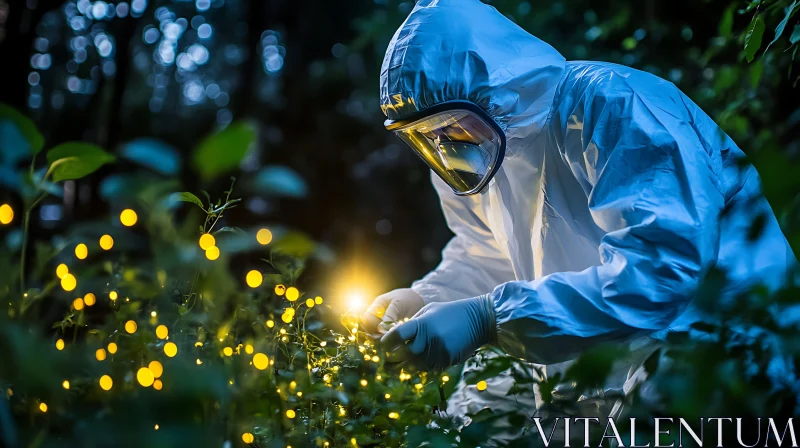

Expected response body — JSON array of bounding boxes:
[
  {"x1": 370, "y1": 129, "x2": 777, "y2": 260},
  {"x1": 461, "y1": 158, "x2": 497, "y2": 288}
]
[{"x1": 347, "y1": 290, "x2": 366, "y2": 312}]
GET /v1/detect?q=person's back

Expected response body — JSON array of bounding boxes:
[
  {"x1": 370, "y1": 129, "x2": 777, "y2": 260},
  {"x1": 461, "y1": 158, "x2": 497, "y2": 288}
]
[{"x1": 544, "y1": 60, "x2": 795, "y2": 336}]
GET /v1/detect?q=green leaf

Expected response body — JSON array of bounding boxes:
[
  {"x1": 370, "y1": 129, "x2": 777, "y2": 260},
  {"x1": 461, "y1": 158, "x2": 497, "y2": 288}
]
[
  {"x1": 46, "y1": 142, "x2": 115, "y2": 182},
  {"x1": 719, "y1": 5, "x2": 735, "y2": 38},
  {"x1": 213, "y1": 226, "x2": 243, "y2": 235},
  {"x1": 192, "y1": 122, "x2": 255, "y2": 181},
  {"x1": 765, "y1": 1, "x2": 798, "y2": 53},
  {"x1": 745, "y1": 13, "x2": 766, "y2": 62},
  {"x1": 174, "y1": 192, "x2": 206, "y2": 210},
  {"x1": 749, "y1": 59, "x2": 764, "y2": 88},
  {"x1": 791, "y1": 23, "x2": 800, "y2": 44},
  {"x1": 0, "y1": 102, "x2": 44, "y2": 155}
]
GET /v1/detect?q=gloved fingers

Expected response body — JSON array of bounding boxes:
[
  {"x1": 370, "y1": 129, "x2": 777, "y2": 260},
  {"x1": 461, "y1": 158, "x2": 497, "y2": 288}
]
[
  {"x1": 380, "y1": 300, "x2": 408, "y2": 326},
  {"x1": 359, "y1": 295, "x2": 391, "y2": 336},
  {"x1": 380, "y1": 319, "x2": 419, "y2": 360},
  {"x1": 384, "y1": 344, "x2": 412, "y2": 364}
]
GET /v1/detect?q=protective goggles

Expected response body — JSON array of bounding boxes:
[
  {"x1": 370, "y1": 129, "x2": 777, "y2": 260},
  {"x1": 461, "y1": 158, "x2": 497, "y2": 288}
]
[{"x1": 385, "y1": 101, "x2": 506, "y2": 196}]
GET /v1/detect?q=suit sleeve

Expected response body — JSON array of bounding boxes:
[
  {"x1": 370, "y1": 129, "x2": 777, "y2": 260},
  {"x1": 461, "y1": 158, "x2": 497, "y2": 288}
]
[
  {"x1": 412, "y1": 172, "x2": 516, "y2": 304},
  {"x1": 491, "y1": 92, "x2": 725, "y2": 364}
]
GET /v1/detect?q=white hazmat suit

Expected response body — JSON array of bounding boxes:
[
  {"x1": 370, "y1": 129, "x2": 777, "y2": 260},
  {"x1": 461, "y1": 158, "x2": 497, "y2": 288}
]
[{"x1": 364, "y1": 0, "x2": 797, "y2": 442}]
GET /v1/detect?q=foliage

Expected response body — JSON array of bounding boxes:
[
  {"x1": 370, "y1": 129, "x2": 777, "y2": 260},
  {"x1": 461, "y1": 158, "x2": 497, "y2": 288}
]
[{"x1": 0, "y1": 107, "x2": 470, "y2": 448}]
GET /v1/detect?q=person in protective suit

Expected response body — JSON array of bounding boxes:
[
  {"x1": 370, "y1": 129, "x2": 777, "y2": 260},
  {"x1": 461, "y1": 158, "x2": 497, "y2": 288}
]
[{"x1": 361, "y1": 0, "x2": 797, "y2": 440}]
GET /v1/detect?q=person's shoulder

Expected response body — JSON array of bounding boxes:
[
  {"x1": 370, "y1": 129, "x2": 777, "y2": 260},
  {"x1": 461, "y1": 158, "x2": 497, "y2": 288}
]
[{"x1": 566, "y1": 61, "x2": 677, "y2": 99}]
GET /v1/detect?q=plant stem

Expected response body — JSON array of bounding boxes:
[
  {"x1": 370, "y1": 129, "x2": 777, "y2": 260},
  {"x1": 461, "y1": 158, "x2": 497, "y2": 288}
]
[{"x1": 20, "y1": 194, "x2": 45, "y2": 293}]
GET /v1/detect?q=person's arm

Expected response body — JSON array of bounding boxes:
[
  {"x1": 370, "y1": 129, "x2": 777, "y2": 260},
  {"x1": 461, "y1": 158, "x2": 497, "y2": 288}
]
[
  {"x1": 493, "y1": 92, "x2": 725, "y2": 364},
  {"x1": 412, "y1": 172, "x2": 515, "y2": 304}
]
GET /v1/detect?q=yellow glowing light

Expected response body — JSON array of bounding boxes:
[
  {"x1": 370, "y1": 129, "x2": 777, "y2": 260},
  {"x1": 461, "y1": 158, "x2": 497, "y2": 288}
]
[
  {"x1": 476, "y1": 380, "x2": 487, "y2": 391},
  {"x1": 281, "y1": 336, "x2": 287, "y2": 341},
  {"x1": 74, "y1": 243, "x2": 88, "y2": 260},
  {"x1": 290, "y1": 381, "x2": 297, "y2": 389},
  {"x1": 245, "y1": 344, "x2": 254, "y2": 354},
  {"x1": 0, "y1": 204, "x2": 13, "y2": 224},
  {"x1": 266, "y1": 320, "x2": 275, "y2": 328},
  {"x1": 442, "y1": 375, "x2": 450, "y2": 382},
  {"x1": 415, "y1": 383, "x2": 423, "y2": 390},
  {"x1": 39, "y1": 402, "x2": 48, "y2": 413},
  {"x1": 372, "y1": 356, "x2": 380, "y2": 363},
  {"x1": 137, "y1": 367, "x2": 154, "y2": 387},
  {"x1": 384, "y1": 393, "x2": 391, "y2": 399},
  {"x1": 108, "y1": 342, "x2": 117, "y2": 354},
  {"x1": 320, "y1": 341, "x2": 327, "y2": 347},
  {"x1": 73, "y1": 298, "x2": 84, "y2": 310},
  {"x1": 164, "y1": 342, "x2": 178, "y2": 357},
  {"x1": 279, "y1": 328, "x2": 287, "y2": 335},
  {"x1": 315, "y1": 296, "x2": 323, "y2": 305},
  {"x1": 83, "y1": 293, "x2": 96, "y2": 306},
  {"x1": 61, "y1": 273, "x2": 77, "y2": 291},
  {"x1": 274, "y1": 284, "x2": 286, "y2": 296},
  {"x1": 155, "y1": 325, "x2": 168, "y2": 339},
  {"x1": 242, "y1": 432, "x2": 254, "y2": 444},
  {"x1": 389, "y1": 412, "x2": 399, "y2": 419},
  {"x1": 205, "y1": 246, "x2": 220, "y2": 260},
  {"x1": 196, "y1": 358, "x2": 202, "y2": 365},
  {"x1": 305, "y1": 298, "x2": 315, "y2": 308},
  {"x1": 55, "y1": 264, "x2": 69, "y2": 279},
  {"x1": 281, "y1": 313, "x2": 292, "y2": 323},
  {"x1": 246, "y1": 270, "x2": 263, "y2": 288},
  {"x1": 363, "y1": 354, "x2": 370, "y2": 360},
  {"x1": 99, "y1": 234, "x2": 114, "y2": 250},
  {"x1": 256, "y1": 228, "x2": 273, "y2": 245},
  {"x1": 62, "y1": 380, "x2": 70, "y2": 390},
  {"x1": 155, "y1": 423, "x2": 160, "y2": 430},
  {"x1": 285, "y1": 287, "x2": 299, "y2": 302},
  {"x1": 253, "y1": 353, "x2": 269, "y2": 370},
  {"x1": 346, "y1": 290, "x2": 366, "y2": 312},
  {"x1": 99, "y1": 375, "x2": 113, "y2": 390},
  {"x1": 153, "y1": 379, "x2": 163, "y2": 390},
  {"x1": 96, "y1": 348, "x2": 107, "y2": 361},
  {"x1": 286, "y1": 409, "x2": 296, "y2": 419},
  {"x1": 148, "y1": 360, "x2": 163, "y2": 378},
  {"x1": 223, "y1": 347, "x2": 233, "y2": 357},
  {"x1": 109, "y1": 291, "x2": 118, "y2": 300},
  {"x1": 351, "y1": 438, "x2": 357, "y2": 446},
  {"x1": 56, "y1": 339, "x2": 65, "y2": 350},
  {"x1": 194, "y1": 341, "x2": 203, "y2": 347},
  {"x1": 198, "y1": 233, "x2": 215, "y2": 250},
  {"x1": 124, "y1": 320, "x2": 137, "y2": 334},
  {"x1": 150, "y1": 310, "x2": 157, "y2": 318},
  {"x1": 360, "y1": 379, "x2": 368, "y2": 387},
  {"x1": 120, "y1": 209, "x2": 138, "y2": 226}
]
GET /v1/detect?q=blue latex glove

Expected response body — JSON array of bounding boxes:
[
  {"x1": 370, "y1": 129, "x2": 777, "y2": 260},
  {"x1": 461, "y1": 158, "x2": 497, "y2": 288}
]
[{"x1": 380, "y1": 295, "x2": 496, "y2": 371}]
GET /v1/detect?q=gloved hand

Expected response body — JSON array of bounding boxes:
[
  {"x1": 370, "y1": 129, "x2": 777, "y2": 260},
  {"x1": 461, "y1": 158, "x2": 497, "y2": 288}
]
[
  {"x1": 360, "y1": 288, "x2": 424, "y2": 338},
  {"x1": 380, "y1": 294, "x2": 496, "y2": 371}
]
